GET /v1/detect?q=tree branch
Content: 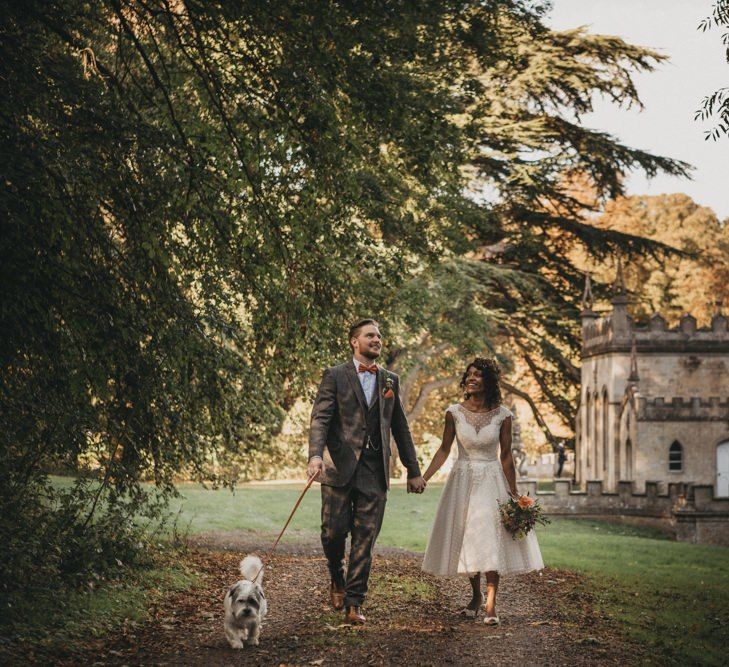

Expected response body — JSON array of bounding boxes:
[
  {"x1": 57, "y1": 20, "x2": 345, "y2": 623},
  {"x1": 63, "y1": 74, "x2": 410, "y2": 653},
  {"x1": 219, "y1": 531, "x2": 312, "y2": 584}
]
[
  {"x1": 501, "y1": 380, "x2": 559, "y2": 449},
  {"x1": 400, "y1": 341, "x2": 450, "y2": 409},
  {"x1": 407, "y1": 374, "x2": 460, "y2": 423}
]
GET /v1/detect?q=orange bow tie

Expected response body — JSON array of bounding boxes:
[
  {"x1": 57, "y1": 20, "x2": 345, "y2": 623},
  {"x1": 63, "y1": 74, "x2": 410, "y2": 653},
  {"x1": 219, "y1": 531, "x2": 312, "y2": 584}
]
[{"x1": 358, "y1": 364, "x2": 377, "y2": 375}]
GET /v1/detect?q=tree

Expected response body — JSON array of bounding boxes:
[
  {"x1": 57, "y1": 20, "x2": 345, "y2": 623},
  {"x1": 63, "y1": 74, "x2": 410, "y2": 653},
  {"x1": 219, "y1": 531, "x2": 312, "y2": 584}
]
[
  {"x1": 697, "y1": 0, "x2": 729, "y2": 140},
  {"x1": 590, "y1": 194, "x2": 729, "y2": 324},
  {"x1": 0, "y1": 0, "x2": 555, "y2": 588},
  {"x1": 0, "y1": 0, "x2": 688, "y2": 588},
  {"x1": 383, "y1": 19, "x2": 689, "y2": 448}
]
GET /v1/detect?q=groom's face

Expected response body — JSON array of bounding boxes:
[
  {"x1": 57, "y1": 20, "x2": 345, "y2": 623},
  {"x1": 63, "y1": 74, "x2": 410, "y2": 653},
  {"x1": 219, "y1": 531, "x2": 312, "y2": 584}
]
[{"x1": 352, "y1": 324, "x2": 382, "y2": 360}]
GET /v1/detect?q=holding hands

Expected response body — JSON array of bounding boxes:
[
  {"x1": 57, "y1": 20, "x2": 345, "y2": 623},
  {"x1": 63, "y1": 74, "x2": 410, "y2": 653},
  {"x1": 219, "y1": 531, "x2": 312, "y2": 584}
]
[
  {"x1": 309, "y1": 456, "x2": 427, "y2": 494},
  {"x1": 407, "y1": 475, "x2": 427, "y2": 494}
]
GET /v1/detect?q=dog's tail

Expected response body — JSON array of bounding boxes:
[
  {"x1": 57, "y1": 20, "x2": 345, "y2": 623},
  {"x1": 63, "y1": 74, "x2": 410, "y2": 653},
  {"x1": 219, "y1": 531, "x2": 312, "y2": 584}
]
[{"x1": 240, "y1": 555, "x2": 264, "y2": 585}]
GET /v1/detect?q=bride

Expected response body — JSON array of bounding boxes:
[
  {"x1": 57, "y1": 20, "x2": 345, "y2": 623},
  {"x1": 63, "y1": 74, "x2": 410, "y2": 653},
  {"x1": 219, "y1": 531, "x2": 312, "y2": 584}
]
[{"x1": 421, "y1": 357, "x2": 543, "y2": 625}]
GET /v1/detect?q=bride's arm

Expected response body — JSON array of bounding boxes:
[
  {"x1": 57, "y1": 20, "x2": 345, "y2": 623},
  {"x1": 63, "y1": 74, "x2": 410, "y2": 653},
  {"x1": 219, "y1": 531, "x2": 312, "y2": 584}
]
[
  {"x1": 499, "y1": 417, "x2": 519, "y2": 497},
  {"x1": 423, "y1": 411, "x2": 456, "y2": 482}
]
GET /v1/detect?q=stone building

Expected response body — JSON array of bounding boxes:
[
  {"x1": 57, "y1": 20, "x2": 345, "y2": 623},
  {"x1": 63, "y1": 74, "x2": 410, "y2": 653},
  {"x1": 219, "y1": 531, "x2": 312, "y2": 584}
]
[{"x1": 575, "y1": 262, "x2": 729, "y2": 494}]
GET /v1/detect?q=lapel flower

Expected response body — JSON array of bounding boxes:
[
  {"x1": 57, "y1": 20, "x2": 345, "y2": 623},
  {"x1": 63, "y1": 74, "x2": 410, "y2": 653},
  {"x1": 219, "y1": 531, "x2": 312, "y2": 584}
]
[{"x1": 383, "y1": 375, "x2": 394, "y2": 399}]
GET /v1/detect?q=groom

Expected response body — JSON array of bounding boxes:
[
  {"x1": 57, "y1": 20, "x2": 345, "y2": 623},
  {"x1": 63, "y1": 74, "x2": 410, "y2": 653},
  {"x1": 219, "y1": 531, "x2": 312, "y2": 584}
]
[{"x1": 308, "y1": 319, "x2": 426, "y2": 624}]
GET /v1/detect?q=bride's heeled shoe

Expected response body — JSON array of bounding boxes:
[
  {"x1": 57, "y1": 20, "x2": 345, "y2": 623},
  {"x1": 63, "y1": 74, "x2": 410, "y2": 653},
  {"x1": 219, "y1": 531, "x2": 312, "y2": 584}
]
[
  {"x1": 483, "y1": 615, "x2": 500, "y2": 626},
  {"x1": 458, "y1": 593, "x2": 484, "y2": 619}
]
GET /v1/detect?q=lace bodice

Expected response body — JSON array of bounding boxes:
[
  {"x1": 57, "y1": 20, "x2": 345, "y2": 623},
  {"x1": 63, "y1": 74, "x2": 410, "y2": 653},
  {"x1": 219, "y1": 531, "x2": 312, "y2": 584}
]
[{"x1": 446, "y1": 404, "x2": 513, "y2": 462}]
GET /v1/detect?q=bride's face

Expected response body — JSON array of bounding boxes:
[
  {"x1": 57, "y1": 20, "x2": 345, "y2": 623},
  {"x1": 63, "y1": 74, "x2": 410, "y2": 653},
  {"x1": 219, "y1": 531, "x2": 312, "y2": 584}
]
[{"x1": 464, "y1": 366, "x2": 484, "y2": 394}]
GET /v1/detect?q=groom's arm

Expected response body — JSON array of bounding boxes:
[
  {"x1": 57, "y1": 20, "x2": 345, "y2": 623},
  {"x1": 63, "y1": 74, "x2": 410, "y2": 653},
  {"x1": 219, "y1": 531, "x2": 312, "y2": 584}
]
[
  {"x1": 308, "y1": 368, "x2": 337, "y2": 465},
  {"x1": 389, "y1": 375, "x2": 424, "y2": 487}
]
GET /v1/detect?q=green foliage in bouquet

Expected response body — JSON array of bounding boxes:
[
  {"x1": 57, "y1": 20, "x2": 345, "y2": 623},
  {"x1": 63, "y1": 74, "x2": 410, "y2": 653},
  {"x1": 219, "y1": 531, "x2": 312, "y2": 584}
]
[{"x1": 498, "y1": 495, "x2": 551, "y2": 540}]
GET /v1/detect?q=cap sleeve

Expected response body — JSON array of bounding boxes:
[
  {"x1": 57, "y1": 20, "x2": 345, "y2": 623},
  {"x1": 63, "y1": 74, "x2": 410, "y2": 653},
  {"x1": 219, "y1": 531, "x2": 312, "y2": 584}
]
[
  {"x1": 500, "y1": 406, "x2": 513, "y2": 420},
  {"x1": 445, "y1": 404, "x2": 460, "y2": 419}
]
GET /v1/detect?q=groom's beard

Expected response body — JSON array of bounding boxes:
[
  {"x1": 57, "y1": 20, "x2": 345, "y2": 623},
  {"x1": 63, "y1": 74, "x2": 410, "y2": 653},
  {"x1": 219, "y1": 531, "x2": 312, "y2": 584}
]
[{"x1": 361, "y1": 347, "x2": 380, "y2": 361}]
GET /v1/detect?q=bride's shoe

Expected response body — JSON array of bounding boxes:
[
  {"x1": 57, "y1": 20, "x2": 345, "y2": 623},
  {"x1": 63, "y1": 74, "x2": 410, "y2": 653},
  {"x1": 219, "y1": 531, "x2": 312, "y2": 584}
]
[
  {"x1": 458, "y1": 593, "x2": 484, "y2": 619},
  {"x1": 483, "y1": 615, "x2": 500, "y2": 626}
]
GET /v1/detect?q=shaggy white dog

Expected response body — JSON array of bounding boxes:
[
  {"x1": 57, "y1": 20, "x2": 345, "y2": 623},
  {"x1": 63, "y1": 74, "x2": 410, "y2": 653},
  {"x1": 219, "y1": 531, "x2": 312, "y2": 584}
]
[{"x1": 223, "y1": 555, "x2": 268, "y2": 648}]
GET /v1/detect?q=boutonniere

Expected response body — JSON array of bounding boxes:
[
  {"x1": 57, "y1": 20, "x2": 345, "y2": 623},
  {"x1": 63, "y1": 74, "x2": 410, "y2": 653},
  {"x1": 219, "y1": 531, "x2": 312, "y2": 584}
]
[{"x1": 383, "y1": 376, "x2": 394, "y2": 399}]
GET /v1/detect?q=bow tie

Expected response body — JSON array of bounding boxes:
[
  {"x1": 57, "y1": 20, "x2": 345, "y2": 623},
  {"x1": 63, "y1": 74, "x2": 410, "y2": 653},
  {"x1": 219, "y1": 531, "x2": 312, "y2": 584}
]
[{"x1": 358, "y1": 364, "x2": 377, "y2": 375}]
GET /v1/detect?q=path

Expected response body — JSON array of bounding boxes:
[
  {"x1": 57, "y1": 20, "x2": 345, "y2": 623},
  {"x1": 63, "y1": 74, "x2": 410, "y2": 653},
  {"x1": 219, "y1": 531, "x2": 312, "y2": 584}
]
[{"x1": 63, "y1": 538, "x2": 637, "y2": 666}]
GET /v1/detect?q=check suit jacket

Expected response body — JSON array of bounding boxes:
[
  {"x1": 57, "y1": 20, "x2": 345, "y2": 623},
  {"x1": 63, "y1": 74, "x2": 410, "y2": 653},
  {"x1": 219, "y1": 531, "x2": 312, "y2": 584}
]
[{"x1": 308, "y1": 361, "x2": 421, "y2": 488}]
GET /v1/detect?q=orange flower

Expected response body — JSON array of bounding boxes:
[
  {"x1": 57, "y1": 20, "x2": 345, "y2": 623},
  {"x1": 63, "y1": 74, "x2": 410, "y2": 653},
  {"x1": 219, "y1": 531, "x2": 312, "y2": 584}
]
[{"x1": 517, "y1": 495, "x2": 534, "y2": 509}]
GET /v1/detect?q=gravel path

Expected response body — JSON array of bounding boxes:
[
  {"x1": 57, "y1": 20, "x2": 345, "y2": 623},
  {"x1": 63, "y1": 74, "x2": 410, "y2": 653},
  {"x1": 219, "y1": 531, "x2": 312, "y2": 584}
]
[{"x1": 61, "y1": 537, "x2": 638, "y2": 666}]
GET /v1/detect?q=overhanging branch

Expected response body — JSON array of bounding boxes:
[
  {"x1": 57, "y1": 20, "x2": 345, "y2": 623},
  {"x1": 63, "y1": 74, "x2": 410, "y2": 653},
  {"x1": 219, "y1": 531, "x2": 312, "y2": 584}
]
[{"x1": 501, "y1": 380, "x2": 559, "y2": 449}]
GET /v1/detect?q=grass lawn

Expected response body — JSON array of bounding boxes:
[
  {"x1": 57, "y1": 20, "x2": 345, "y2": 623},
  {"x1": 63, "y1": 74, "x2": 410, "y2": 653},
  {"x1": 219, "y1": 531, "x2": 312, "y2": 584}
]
[
  {"x1": 170, "y1": 481, "x2": 729, "y2": 665},
  {"x1": 1, "y1": 563, "x2": 198, "y2": 661}
]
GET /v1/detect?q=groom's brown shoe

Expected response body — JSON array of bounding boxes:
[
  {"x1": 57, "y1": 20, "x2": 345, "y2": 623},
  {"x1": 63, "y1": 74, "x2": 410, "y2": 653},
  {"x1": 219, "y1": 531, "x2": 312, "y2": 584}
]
[
  {"x1": 329, "y1": 583, "x2": 345, "y2": 610},
  {"x1": 345, "y1": 606, "x2": 366, "y2": 624}
]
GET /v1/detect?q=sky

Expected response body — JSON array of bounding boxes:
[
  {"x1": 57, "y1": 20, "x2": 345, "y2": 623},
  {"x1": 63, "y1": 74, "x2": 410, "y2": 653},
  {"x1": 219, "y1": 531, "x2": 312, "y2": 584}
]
[{"x1": 546, "y1": 0, "x2": 729, "y2": 220}]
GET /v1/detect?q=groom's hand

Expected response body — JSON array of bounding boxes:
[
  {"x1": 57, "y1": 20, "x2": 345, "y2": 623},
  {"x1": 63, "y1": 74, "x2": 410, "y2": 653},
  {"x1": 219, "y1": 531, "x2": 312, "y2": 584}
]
[
  {"x1": 308, "y1": 456, "x2": 324, "y2": 479},
  {"x1": 407, "y1": 476, "x2": 426, "y2": 494}
]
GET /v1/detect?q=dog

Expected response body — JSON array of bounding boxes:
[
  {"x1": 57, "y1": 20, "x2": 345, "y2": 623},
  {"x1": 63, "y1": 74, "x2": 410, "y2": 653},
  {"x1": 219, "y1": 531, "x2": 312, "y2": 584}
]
[{"x1": 223, "y1": 555, "x2": 268, "y2": 648}]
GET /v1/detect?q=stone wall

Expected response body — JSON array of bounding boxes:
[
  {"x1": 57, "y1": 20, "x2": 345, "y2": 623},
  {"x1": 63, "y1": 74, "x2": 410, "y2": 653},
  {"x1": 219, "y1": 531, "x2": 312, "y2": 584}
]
[
  {"x1": 633, "y1": 421, "x2": 729, "y2": 487},
  {"x1": 577, "y1": 312, "x2": 729, "y2": 490},
  {"x1": 515, "y1": 479, "x2": 729, "y2": 547},
  {"x1": 638, "y1": 396, "x2": 729, "y2": 421},
  {"x1": 524, "y1": 451, "x2": 575, "y2": 479},
  {"x1": 631, "y1": 354, "x2": 729, "y2": 400}
]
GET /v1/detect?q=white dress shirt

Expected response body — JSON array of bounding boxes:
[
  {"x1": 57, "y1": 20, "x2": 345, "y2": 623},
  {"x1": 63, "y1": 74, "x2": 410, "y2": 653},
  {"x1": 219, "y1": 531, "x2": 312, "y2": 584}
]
[{"x1": 354, "y1": 356, "x2": 377, "y2": 405}]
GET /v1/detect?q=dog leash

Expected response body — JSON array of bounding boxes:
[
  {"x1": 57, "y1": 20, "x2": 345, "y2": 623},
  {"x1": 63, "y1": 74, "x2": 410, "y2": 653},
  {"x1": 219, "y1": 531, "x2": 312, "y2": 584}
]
[{"x1": 251, "y1": 469, "x2": 320, "y2": 581}]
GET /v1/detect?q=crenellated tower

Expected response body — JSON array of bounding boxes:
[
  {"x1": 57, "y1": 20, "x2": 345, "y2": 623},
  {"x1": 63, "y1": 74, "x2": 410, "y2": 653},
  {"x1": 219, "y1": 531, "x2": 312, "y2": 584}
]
[{"x1": 576, "y1": 263, "x2": 729, "y2": 493}]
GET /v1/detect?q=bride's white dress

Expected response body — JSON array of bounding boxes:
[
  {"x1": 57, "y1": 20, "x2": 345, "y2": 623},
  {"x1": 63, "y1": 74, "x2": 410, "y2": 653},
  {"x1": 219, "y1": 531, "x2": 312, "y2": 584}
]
[{"x1": 422, "y1": 404, "x2": 544, "y2": 576}]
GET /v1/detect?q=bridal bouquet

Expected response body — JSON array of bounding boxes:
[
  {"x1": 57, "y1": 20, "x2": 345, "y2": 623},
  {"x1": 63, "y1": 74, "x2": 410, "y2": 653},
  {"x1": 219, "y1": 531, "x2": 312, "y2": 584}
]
[{"x1": 498, "y1": 494, "x2": 550, "y2": 540}]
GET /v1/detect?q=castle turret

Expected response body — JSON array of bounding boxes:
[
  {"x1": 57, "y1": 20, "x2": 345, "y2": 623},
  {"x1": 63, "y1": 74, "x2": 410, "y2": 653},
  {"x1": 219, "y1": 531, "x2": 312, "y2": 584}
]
[
  {"x1": 609, "y1": 257, "x2": 630, "y2": 338},
  {"x1": 577, "y1": 258, "x2": 729, "y2": 495},
  {"x1": 581, "y1": 273, "x2": 598, "y2": 341},
  {"x1": 628, "y1": 334, "x2": 639, "y2": 384},
  {"x1": 712, "y1": 299, "x2": 728, "y2": 334}
]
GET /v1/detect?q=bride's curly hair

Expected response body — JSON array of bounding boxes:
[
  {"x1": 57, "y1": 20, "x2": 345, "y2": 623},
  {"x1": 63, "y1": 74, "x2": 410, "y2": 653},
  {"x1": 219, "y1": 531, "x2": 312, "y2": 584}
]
[{"x1": 460, "y1": 357, "x2": 502, "y2": 407}]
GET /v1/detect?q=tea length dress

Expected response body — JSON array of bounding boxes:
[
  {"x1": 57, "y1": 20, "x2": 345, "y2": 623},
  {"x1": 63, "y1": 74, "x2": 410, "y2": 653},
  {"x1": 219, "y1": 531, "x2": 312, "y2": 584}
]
[{"x1": 422, "y1": 404, "x2": 544, "y2": 576}]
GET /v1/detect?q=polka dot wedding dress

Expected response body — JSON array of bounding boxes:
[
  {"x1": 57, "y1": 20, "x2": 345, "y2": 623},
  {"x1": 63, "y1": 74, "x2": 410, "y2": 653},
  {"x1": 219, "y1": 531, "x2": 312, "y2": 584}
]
[{"x1": 422, "y1": 405, "x2": 544, "y2": 576}]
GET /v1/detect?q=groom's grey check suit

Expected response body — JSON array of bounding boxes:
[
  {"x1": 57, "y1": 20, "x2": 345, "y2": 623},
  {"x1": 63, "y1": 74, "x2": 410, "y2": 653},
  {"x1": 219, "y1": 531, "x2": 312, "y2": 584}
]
[{"x1": 309, "y1": 361, "x2": 421, "y2": 607}]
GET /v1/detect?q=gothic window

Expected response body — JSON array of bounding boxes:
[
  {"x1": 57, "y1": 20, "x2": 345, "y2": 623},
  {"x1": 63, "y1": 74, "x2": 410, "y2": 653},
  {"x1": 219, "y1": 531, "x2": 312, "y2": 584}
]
[
  {"x1": 592, "y1": 392, "x2": 599, "y2": 475},
  {"x1": 602, "y1": 388, "x2": 609, "y2": 472},
  {"x1": 585, "y1": 393, "x2": 592, "y2": 467},
  {"x1": 669, "y1": 441, "x2": 683, "y2": 472},
  {"x1": 625, "y1": 438, "x2": 633, "y2": 480}
]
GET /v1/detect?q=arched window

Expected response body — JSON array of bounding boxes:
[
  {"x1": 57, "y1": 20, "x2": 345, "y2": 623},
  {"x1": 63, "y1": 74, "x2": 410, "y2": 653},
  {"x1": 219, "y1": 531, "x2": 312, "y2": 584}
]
[
  {"x1": 585, "y1": 393, "x2": 592, "y2": 468},
  {"x1": 669, "y1": 441, "x2": 683, "y2": 472},
  {"x1": 625, "y1": 438, "x2": 633, "y2": 480},
  {"x1": 592, "y1": 392, "x2": 599, "y2": 476},
  {"x1": 602, "y1": 388, "x2": 609, "y2": 472}
]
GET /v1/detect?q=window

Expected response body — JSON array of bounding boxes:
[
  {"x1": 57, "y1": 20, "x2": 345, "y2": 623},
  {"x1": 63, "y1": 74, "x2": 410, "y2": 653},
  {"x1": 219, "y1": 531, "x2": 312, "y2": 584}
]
[
  {"x1": 585, "y1": 393, "x2": 592, "y2": 467},
  {"x1": 669, "y1": 441, "x2": 683, "y2": 472},
  {"x1": 625, "y1": 439, "x2": 633, "y2": 480},
  {"x1": 602, "y1": 388, "x2": 609, "y2": 471}
]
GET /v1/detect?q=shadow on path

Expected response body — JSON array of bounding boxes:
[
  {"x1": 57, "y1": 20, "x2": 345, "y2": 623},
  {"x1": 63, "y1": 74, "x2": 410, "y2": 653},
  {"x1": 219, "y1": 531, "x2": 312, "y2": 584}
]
[{"x1": 61, "y1": 537, "x2": 637, "y2": 666}]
